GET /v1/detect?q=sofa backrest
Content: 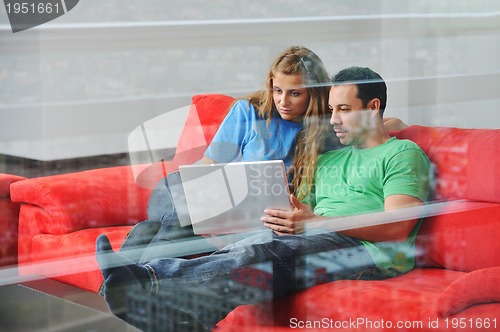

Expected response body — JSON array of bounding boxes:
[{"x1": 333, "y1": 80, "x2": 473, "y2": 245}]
[
  {"x1": 131, "y1": 94, "x2": 235, "y2": 188},
  {"x1": 415, "y1": 200, "x2": 500, "y2": 272},
  {"x1": 173, "y1": 94, "x2": 235, "y2": 166},
  {"x1": 393, "y1": 126, "x2": 500, "y2": 272},
  {"x1": 392, "y1": 125, "x2": 500, "y2": 203}
]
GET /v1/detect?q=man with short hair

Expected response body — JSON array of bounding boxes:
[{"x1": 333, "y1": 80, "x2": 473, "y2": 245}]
[{"x1": 96, "y1": 67, "x2": 431, "y2": 330}]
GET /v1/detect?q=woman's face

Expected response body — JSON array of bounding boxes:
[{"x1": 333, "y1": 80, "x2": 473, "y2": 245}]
[{"x1": 272, "y1": 72, "x2": 310, "y2": 123}]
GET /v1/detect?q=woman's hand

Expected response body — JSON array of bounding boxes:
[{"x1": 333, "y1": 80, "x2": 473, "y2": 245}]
[{"x1": 261, "y1": 195, "x2": 316, "y2": 235}]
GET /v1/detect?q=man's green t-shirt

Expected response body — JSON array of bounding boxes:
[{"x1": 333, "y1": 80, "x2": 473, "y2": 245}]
[{"x1": 309, "y1": 137, "x2": 431, "y2": 276}]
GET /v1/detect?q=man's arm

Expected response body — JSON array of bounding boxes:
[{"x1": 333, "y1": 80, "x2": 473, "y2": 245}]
[
  {"x1": 338, "y1": 194, "x2": 424, "y2": 242},
  {"x1": 262, "y1": 194, "x2": 424, "y2": 240}
]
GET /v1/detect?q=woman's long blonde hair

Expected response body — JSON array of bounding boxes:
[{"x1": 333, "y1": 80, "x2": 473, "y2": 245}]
[{"x1": 244, "y1": 46, "x2": 333, "y2": 200}]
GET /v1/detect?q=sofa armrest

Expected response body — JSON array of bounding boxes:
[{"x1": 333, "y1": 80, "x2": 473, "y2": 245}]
[
  {"x1": 0, "y1": 173, "x2": 27, "y2": 266},
  {"x1": 10, "y1": 165, "x2": 154, "y2": 235},
  {"x1": 0, "y1": 173, "x2": 27, "y2": 196},
  {"x1": 437, "y1": 266, "x2": 500, "y2": 316}
]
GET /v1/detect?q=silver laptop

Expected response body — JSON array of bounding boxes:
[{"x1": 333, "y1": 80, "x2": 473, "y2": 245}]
[{"x1": 173, "y1": 160, "x2": 292, "y2": 235}]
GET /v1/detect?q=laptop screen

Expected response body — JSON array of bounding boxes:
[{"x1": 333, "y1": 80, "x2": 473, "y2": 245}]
[{"x1": 178, "y1": 160, "x2": 291, "y2": 235}]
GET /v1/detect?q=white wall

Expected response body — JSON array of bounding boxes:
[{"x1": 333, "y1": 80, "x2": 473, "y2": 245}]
[{"x1": 1, "y1": 0, "x2": 500, "y2": 160}]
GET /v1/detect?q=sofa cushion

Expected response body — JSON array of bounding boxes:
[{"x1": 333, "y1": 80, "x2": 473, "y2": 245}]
[
  {"x1": 30, "y1": 226, "x2": 132, "y2": 293},
  {"x1": 219, "y1": 268, "x2": 500, "y2": 331},
  {"x1": 393, "y1": 126, "x2": 500, "y2": 203},
  {"x1": 437, "y1": 267, "x2": 500, "y2": 317},
  {"x1": 416, "y1": 201, "x2": 500, "y2": 271},
  {"x1": 218, "y1": 269, "x2": 462, "y2": 330}
]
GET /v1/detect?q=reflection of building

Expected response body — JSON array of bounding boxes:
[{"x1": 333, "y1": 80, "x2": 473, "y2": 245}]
[
  {"x1": 125, "y1": 264, "x2": 273, "y2": 331},
  {"x1": 232, "y1": 265, "x2": 273, "y2": 290},
  {"x1": 122, "y1": 248, "x2": 375, "y2": 331},
  {"x1": 4, "y1": 1, "x2": 497, "y2": 163}
]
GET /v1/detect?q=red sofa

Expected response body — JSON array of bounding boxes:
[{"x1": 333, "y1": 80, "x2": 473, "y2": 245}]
[
  {"x1": 10, "y1": 94, "x2": 231, "y2": 293},
  {"x1": 9, "y1": 94, "x2": 500, "y2": 330}
]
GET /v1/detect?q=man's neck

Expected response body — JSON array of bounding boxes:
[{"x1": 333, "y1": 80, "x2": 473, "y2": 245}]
[{"x1": 353, "y1": 123, "x2": 391, "y2": 149}]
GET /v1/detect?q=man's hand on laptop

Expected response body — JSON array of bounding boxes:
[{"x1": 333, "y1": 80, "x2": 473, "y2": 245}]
[{"x1": 261, "y1": 195, "x2": 322, "y2": 235}]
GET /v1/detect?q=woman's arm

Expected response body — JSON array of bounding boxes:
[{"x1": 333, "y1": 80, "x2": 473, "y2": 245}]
[
  {"x1": 383, "y1": 118, "x2": 408, "y2": 131},
  {"x1": 201, "y1": 99, "x2": 251, "y2": 165}
]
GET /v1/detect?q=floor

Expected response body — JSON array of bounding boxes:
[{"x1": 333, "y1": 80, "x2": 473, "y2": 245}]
[
  {"x1": 0, "y1": 277, "x2": 140, "y2": 331},
  {"x1": 20, "y1": 278, "x2": 111, "y2": 313}
]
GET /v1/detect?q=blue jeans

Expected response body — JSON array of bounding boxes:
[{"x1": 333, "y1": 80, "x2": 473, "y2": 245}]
[
  {"x1": 120, "y1": 176, "x2": 214, "y2": 264},
  {"x1": 142, "y1": 231, "x2": 389, "y2": 328},
  {"x1": 146, "y1": 176, "x2": 177, "y2": 224}
]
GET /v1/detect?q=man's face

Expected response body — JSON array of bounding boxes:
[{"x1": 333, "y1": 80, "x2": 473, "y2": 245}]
[{"x1": 328, "y1": 84, "x2": 375, "y2": 147}]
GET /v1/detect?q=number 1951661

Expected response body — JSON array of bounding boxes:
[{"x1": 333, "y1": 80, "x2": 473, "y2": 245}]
[
  {"x1": 444, "y1": 318, "x2": 497, "y2": 330},
  {"x1": 6, "y1": 2, "x2": 61, "y2": 14}
]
